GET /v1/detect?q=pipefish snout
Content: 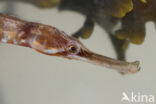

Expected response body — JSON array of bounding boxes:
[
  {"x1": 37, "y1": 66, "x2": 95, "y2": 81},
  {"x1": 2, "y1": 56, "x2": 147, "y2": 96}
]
[{"x1": 0, "y1": 13, "x2": 140, "y2": 74}]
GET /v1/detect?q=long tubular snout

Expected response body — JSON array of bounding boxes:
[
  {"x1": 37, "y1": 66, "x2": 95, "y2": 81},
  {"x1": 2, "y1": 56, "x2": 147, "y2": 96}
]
[{"x1": 79, "y1": 51, "x2": 140, "y2": 74}]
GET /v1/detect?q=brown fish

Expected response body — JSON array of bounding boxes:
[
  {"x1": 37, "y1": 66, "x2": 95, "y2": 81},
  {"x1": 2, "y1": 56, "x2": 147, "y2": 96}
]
[{"x1": 0, "y1": 13, "x2": 140, "y2": 74}]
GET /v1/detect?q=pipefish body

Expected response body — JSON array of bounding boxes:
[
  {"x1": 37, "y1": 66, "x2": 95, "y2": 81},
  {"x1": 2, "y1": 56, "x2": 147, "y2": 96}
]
[{"x1": 0, "y1": 13, "x2": 140, "y2": 74}]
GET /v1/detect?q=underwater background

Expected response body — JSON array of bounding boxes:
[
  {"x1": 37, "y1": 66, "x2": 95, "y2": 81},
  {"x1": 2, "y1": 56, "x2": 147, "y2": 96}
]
[{"x1": 0, "y1": 1, "x2": 156, "y2": 104}]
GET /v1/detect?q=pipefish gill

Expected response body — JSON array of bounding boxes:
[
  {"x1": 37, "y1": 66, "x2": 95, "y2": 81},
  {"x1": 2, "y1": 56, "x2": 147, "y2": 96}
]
[{"x1": 0, "y1": 13, "x2": 140, "y2": 74}]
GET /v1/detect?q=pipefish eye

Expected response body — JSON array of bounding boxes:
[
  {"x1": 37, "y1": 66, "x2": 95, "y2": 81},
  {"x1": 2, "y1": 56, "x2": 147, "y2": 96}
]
[{"x1": 67, "y1": 44, "x2": 80, "y2": 54}]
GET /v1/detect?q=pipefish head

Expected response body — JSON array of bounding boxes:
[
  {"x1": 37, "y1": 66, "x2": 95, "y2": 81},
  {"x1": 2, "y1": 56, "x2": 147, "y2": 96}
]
[
  {"x1": 29, "y1": 24, "x2": 89, "y2": 59},
  {"x1": 29, "y1": 25, "x2": 140, "y2": 74}
]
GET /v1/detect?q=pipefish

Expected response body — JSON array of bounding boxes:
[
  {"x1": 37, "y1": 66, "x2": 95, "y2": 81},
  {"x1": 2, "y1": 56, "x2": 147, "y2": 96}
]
[{"x1": 0, "y1": 13, "x2": 140, "y2": 74}]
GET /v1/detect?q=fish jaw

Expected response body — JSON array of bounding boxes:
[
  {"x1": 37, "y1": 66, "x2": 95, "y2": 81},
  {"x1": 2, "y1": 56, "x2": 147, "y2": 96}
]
[{"x1": 65, "y1": 48, "x2": 140, "y2": 74}]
